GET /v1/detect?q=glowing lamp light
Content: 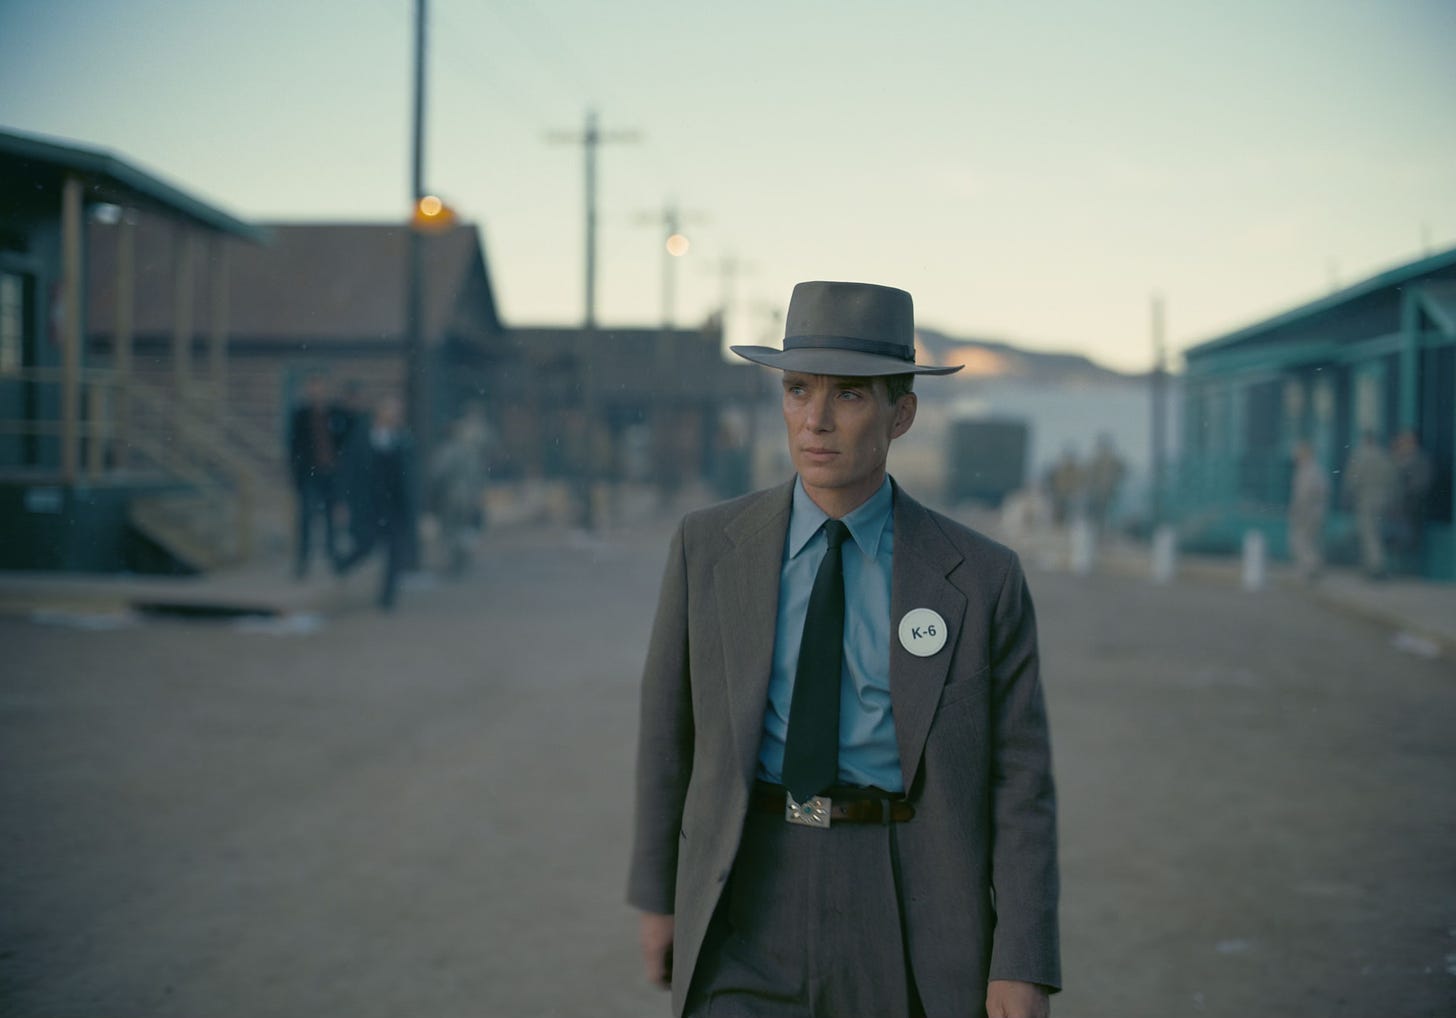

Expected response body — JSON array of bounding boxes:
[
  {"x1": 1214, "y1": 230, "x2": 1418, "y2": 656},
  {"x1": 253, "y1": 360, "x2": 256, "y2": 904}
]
[
  {"x1": 665, "y1": 233, "x2": 690, "y2": 257},
  {"x1": 412, "y1": 194, "x2": 456, "y2": 230}
]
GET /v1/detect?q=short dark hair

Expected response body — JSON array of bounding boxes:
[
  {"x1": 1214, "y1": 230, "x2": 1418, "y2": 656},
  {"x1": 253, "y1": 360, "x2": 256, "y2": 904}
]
[{"x1": 880, "y1": 374, "x2": 915, "y2": 403}]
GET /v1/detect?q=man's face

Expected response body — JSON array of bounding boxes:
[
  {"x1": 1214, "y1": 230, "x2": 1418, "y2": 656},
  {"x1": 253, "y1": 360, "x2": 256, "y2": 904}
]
[{"x1": 781, "y1": 372, "x2": 916, "y2": 510}]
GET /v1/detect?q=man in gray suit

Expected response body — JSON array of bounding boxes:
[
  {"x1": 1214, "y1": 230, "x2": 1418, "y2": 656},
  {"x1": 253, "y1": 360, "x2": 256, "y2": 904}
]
[{"x1": 629, "y1": 281, "x2": 1060, "y2": 1018}]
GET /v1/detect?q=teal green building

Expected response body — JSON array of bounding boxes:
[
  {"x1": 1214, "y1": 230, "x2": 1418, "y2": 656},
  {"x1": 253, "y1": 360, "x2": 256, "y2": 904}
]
[{"x1": 1178, "y1": 247, "x2": 1456, "y2": 580}]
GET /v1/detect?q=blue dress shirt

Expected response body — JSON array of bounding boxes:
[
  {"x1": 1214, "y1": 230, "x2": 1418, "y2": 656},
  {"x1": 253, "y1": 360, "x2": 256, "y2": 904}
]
[{"x1": 757, "y1": 476, "x2": 904, "y2": 792}]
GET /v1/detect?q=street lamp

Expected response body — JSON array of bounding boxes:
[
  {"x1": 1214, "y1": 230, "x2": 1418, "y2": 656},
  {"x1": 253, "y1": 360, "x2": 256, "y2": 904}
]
[{"x1": 413, "y1": 194, "x2": 457, "y2": 232}]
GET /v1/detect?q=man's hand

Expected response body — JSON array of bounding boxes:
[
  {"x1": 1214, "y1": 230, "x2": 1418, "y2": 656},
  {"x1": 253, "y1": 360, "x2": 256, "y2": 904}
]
[
  {"x1": 986, "y1": 979, "x2": 1050, "y2": 1018},
  {"x1": 638, "y1": 911, "x2": 675, "y2": 989}
]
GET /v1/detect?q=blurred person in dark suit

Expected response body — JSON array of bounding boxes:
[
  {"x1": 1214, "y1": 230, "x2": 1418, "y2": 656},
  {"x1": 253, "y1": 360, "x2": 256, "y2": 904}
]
[
  {"x1": 287, "y1": 373, "x2": 350, "y2": 579},
  {"x1": 335, "y1": 394, "x2": 418, "y2": 610},
  {"x1": 333, "y1": 380, "x2": 374, "y2": 563}
]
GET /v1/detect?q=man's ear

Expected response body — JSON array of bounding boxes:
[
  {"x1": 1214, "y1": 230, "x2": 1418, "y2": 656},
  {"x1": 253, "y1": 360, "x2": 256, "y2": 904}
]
[{"x1": 890, "y1": 392, "x2": 917, "y2": 440}]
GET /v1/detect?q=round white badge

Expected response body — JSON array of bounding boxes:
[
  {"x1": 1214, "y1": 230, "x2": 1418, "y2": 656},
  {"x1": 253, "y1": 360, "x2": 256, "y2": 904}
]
[{"x1": 898, "y1": 608, "x2": 948, "y2": 657}]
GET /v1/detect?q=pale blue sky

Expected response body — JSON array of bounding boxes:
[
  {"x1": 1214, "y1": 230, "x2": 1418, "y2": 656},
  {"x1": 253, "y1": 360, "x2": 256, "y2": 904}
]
[{"x1": 3, "y1": 0, "x2": 1453, "y2": 370}]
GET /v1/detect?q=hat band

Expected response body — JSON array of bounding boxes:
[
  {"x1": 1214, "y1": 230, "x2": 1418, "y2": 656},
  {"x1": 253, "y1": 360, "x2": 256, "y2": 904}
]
[{"x1": 782, "y1": 333, "x2": 915, "y2": 363}]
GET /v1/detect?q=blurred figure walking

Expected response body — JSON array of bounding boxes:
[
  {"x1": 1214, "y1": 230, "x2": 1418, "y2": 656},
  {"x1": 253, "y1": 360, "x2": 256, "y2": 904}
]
[
  {"x1": 333, "y1": 380, "x2": 372, "y2": 560},
  {"x1": 429, "y1": 401, "x2": 493, "y2": 577},
  {"x1": 1046, "y1": 446, "x2": 1084, "y2": 527},
  {"x1": 1085, "y1": 434, "x2": 1126, "y2": 534},
  {"x1": 287, "y1": 373, "x2": 350, "y2": 579},
  {"x1": 1287, "y1": 441, "x2": 1329, "y2": 582},
  {"x1": 1343, "y1": 430, "x2": 1395, "y2": 580},
  {"x1": 335, "y1": 395, "x2": 418, "y2": 610},
  {"x1": 1390, "y1": 430, "x2": 1433, "y2": 576}
]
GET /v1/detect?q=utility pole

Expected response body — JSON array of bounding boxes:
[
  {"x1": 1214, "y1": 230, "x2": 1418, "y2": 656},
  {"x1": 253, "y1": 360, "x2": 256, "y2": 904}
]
[
  {"x1": 405, "y1": 0, "x2": 429, "y2": 471},
  {"x1": 547, "y1": 110, "x2": 642, "y2": 328},
  {"x1": 547, "y1": 110, "x2": 641, "y2": 531},
  {"x1": 635, "y1": 201, "x2": 706, "y2": 331},
  {"x1": 1150, "y1": 292, "x2": 1168, "y2": 527}
]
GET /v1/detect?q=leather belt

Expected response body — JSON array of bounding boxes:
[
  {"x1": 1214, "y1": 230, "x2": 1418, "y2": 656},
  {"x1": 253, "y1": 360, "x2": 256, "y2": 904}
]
[{"x1": 750, "y1": 783, "x2": 915, "y2": 827}]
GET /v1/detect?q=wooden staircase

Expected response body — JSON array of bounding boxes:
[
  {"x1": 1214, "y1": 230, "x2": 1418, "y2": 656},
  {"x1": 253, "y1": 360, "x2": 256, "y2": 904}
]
[{"x1": 120, "y1": 379, "x2": 289, "y2": 572}]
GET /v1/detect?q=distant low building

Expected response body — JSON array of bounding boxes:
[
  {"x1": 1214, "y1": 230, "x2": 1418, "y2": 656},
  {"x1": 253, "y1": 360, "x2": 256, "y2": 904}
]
[
  {"x1": 1177, "y1": 246, "x2": 1456, "y2": 579},
  {"x1": 499, "y1": 324, "x2": 766, "y2": 497}
]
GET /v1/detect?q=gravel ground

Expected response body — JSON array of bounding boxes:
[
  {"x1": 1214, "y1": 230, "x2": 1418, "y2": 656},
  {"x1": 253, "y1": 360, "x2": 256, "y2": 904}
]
[{"x1": 2, "y1": 519, "x2": 1453, "y2": 1017}]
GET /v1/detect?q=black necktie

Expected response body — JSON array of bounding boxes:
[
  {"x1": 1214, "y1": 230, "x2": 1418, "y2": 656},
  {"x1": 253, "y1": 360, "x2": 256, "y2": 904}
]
[{"x1": 783, "y1": 519, "x2": 850, "y2": 803}]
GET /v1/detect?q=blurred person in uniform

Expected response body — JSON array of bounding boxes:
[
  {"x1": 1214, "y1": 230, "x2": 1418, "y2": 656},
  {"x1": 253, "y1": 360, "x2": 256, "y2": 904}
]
[
  {"x1": 1343, "y1": 430, "x2": 1396, "y2": 580},
  {"x1": 1084, "y1": 434, "x2": 1126, "y2": 535},
  {"x1": 1390, "y1": 429, "x2": 1433, "y2": 576},
  {"x1": 286, "y1": 373, "x2": 349, "y2": 579},
  {"x1": 1045, "y1": 447, "x2": 1083, "y2": 527},
  {"x1": 1287, "y1": 440, "x2": 1329, "y2": 582},
  {"x1": 429, "y1": 401, "x2": 493, "y2": 577},
  {"x1": 335, "y1": 394, "x2": 418, "y2": 610},
  {"x1": 629, "y1": 281, "x2": 1059, "y2": 1018}
]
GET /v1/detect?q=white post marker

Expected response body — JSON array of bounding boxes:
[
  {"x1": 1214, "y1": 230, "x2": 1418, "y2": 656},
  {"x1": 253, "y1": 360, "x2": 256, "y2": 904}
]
[
  {"x1": 1070, "y1": 517, "x2": 1095, "y2": 576},
  {"x1": 1242, "y1": 529, "x2": 1267, "y2": 591},
  {"x1": 1152, "y1": 524, "x2": 1177, "y2": 584}
]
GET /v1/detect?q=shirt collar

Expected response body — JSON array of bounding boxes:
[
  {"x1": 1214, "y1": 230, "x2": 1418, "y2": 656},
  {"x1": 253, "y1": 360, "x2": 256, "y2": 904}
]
[{"x1": 787, "y1": 475, "x2": 893, "y2": 560}]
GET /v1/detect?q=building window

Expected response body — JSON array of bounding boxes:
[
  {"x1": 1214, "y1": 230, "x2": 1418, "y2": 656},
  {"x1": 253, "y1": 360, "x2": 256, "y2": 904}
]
[{"x1": 0, "y1": 273, "x2": 21, "y2": 376}]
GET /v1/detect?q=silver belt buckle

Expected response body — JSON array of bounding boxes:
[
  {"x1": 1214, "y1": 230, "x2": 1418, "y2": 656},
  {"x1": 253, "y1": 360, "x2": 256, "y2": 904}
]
[{"x1": 785, "y1": 792, "x2": 831, "y2": 829}]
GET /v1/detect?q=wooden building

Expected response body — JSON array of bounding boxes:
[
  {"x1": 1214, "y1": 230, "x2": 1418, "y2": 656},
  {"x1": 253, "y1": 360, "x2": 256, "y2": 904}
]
[
  {"x1": 1177, "y1": 246, "x2": 1456, "y2": 579},
  {"x1": 0, "y1": 128, "x2": 263, "y2": 572},
  {"x1": 2, "y1": 126, "x2": 763, "y2": 571},
  {"x1": 86, "y1": 217, "x2": 508, "y2": 465}
]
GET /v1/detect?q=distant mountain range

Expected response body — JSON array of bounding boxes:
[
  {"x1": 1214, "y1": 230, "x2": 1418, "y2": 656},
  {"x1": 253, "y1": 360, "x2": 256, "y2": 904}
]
[{"x1": 915, "y1": 327, "x2": 1138, "y2": 388}]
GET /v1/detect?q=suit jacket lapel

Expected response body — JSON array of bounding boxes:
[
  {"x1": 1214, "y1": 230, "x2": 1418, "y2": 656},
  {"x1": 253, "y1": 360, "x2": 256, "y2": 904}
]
[
  {"x1": 714, "y1": 481, "x2": 795, "y2": 792},
  {"x1": 889, "y1": 487, "x2": 966, "y2": 795}
]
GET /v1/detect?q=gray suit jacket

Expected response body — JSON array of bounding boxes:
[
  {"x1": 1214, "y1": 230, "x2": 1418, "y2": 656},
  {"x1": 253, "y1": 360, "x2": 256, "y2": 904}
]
[{"x1": 628, "y1": 480, "x2": 1060, "y2": 1016}]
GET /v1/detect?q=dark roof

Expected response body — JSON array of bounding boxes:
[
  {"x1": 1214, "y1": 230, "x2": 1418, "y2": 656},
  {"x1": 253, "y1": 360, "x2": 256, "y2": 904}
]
[
  {"x1": 1186, "y1": 244, "x2": 1456, "y2": 360},
  {"x1": 510, "y1": 325, "x2": 763, "y2": 402},
  {"x1": 87, "y1": 216, "x2": 503, "y2": 348},
  {"x1": 0, "y1": 127, "x2": 262, "y2": 241}
]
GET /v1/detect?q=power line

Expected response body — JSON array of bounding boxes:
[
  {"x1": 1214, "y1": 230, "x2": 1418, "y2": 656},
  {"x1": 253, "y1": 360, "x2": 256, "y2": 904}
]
[{"x1": 481, "y1": 1, "x2": 598, "y2": 105}]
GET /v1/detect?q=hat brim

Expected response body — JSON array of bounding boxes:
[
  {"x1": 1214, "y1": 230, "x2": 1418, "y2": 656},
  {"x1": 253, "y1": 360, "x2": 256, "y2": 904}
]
[{"x1": 729, "y1": 345, "x2": 962, "y2": 376}]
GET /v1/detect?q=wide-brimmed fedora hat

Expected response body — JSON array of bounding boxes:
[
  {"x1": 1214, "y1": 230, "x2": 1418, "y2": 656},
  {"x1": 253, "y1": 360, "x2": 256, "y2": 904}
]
[{"x1": 730, "y1": 280, "x2": 962, "y2": 377}]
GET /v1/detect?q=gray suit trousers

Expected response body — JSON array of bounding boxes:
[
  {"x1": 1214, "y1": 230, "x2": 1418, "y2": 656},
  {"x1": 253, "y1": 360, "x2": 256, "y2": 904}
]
[{"x1": 685, "y1": 811, "x2": 929, "y2": 1018}]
